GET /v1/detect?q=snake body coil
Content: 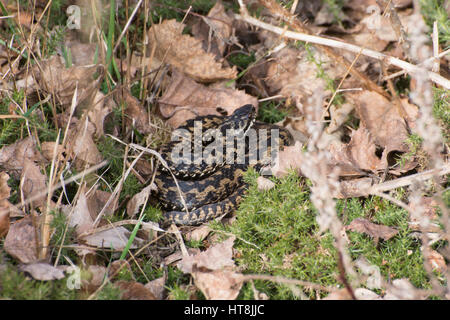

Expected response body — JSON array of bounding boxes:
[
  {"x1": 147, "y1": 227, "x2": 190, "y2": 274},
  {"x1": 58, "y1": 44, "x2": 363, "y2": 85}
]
[{"x1": 155, "y1": 105, "x2": 292, "y2": 225}]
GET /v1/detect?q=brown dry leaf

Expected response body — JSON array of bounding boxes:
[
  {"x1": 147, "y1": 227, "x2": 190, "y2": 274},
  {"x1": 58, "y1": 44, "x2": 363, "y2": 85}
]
[
  {"x1": 0, "y1": 172, "x2": 11, "y2": 238},
  {"x1": 109, "y1": 260, "x2": 134, "y2": 281},
  {"x1": 327, "y1": 103, "x2": 355, "y2": 134},
  {"x1": 159, "y1": 71, "x2": 258, "y2": 128},
  {"x1": 87, "y1": 91, "x2": 116, "y2": 137},
  {"x1": 65, "y1": 118, "x2": 103, "y2": 167},
  {"x1": 19, "y1": 262, "x2": 66, "y2": 281},
  {"x1": 256, "y1": 176, "x2": 275, "y2": 191},
  {"x1": 177, "y1": 236, "x2": 243, "y2": 300},
  {"x1": 383, "y1": 278, "x2": 425, "y2": 300},
  {"x1": 265, "y1": 47, "x2": 344, "y2": 111},
  {"x1": 145, "y1": 276, "x2": 166, "y2": 300},
  {"x1": 328, "y1": 127, "x2": 383, "y2": 175},
  {"x1": 86, "y1": 189, "x2": 116, "y2": 219},
  {"x1": 323, "y1": 288, "x2": 354, "y2": 300},
  {"x1": 192, "y1": 268, "x2": 244, "y2": 300},
  {"x1": 0, "y1": 136, "x2": 46, "y2": 177},
  {"x1": 40, "y1": 142, "x2": 65, "y2": 162},
  {"x1": 126, "y1": 184, "x2": 155, "y2": 218},
  {"x1": 21, "y1": 159, "x2": 47, "y2": 209},
  {"x1": 270, "y1": 141, "x2": 303, "y2": 178},
  {"x1": 64, "y1": 41, "x2": 98, "y2": 66},
  {"x1": 185, "y1": 225, "x2": 212, "y2": 242},
  {"x1": 63, "y1": 191, "x2": 94, "y2": 236},
  {"x1": 178, "y1": 236, "x2": 236, "y2": 273},
  {"x1": 335, "y1": 177, "x2": 373, "y2": 198},
  {"x1": 345, "y1": 0, "x2": 412, "y2": 12},
  {"x1": 117, "y1": 89, "x2": 154, "y2": 135},
  {"x1": 148, "y1": 19, "x2": 237, "y2": 82},
  {"x1": 83, "y1": 227, "x2": 144, "y2": 251},
  {"x1": 276, "y1": 117, "x2": 309, "y2": 143},
  {"x1": 4, "y1": 215, "x2": 39, "y2": 264},
  {"x1": 64, "y1": 191, "x2": 143, "y2": 250},
  {"x1": 82, "y1": 265, "x2": 107, "y2": 292},
  {"x1": 164, "y1": 248, "x2": 201, "y2": 266},
  {"x1": 115, "y1": 281, "x2": 157, "y2": 300},
  {"x1": 351, "y1": 91, "x2": 417, "y2": 174},
  {"x1": 192, "y1": 1, "x2": 234, "y2": 58},
  {"x1": 345, "y1": 218, "x2": 398, "y2": 244},
  {"x1": 33, "y1": 55, "x2": 103, "y2": 108},
  {"x1": 427, "y1": 250, "x2": 447, "y2": 273}
]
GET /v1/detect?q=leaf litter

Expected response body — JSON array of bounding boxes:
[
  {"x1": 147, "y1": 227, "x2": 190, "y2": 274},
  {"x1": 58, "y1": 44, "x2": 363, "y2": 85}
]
[{"x1": 0, "y1": 0, "x2": 448, "y2": 300}]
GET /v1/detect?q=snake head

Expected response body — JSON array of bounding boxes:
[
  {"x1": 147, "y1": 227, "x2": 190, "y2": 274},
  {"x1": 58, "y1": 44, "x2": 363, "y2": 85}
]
[
  {"x1": 202, "y1": 104, "x2": 256, "y2": 142},
  {"x1": 221, "y1": 104, "x2": 257, "y2": 137}
]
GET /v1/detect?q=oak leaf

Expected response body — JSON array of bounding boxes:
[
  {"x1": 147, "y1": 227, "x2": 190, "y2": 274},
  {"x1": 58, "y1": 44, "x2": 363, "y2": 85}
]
[
  {"x1": 159, "y1": 71, "x2": 257, "y2": 128},
  {"x1": 346, "y1": 218, "x2": 398, "y2": 244},
  {"x1": 148, "y1": 19, "x2": 237, "y2": 82}
]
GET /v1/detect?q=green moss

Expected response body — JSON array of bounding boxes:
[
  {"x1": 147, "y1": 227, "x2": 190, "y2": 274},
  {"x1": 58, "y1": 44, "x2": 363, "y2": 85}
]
[
  {"x1": 0, "y1": 265, "x2": 78, "y2": 300},
  {"x1": 419, "y1": 0, "x2": 450, "y2": 46},
  {"x1": 432, "y1": 87, "x2": 450, "y2": 142},
  {"x1": 257, "y1": 101, "x2": 288, "y2": 123},
  {"x1": 209, "y1": 170, "x2": 433, "y2": 299}
]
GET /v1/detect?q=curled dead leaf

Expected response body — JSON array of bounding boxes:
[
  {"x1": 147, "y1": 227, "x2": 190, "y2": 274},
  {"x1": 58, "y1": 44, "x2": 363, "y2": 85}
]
[
  {"x1": 328, "y1": 127, "x2": 383, "y2": 175},
  {"x1": 19, "y1": 262, "x2": 66, "y2": 281},
  {"x1": 427, "y1": 250, "x2": 447, "y2": 273},
  {"x1": 126, "y1": 184, "x2": 156, "y2": 218},
  {"x1": 65, "y1": 118, "x2": 103, "y2": 167},
  {"x1": 86, "y1": 189, "x2": 116, "y2": 219},
  {"x1": 64, "y1": 192, "x2": 94, "y2": 236},
  {"x1": 115, "y1": 281, "x2": 157, "y2": 300},
  {"x1": 87, "y1": 91, "x2": 116, "y2": 137},
  {"x1": 21, "y1": 159, "x2": 47, "y2": 209},
  {"x1": 351, "y1": 91, "x2": 417, "y2": 174},
  {"x1": 0, "y1": 136, "x2": 46, "y2": 178},
  {"x1": 4, "y1": 215, "x2": 39, "y2": 264},
  {"x1": 257, "y1": 176, "x2": 275, "y2": 191},
  {"x1": 83, "y1": 227, "x2": 144, "y2": 251},
  {"x1": 192, "y1": 267, "x2": 244, "y2": 300},
  {"x1": 185, "y1": 225, "x2": 212, "y2": 242},
  {"x1": 265, "y1": 47, "x2": 343, "y2": 111},
  {"x1": 145, "y1": 276, "x2": 166, "y2": 300},
  {"x1": 40, "y1": 142, "x2": 65, "y2": 162},
  {"x1": 177, "y1": 236, "x2": 242, "y2": 300},
  {"x1": 117, "y1": 89, "x2": 154, "y2": 135},
  {"x1": 346, "y1": 218, "x2": 398, "y2": 244},
  {"x1": 159, "y1": 71, "x2": 258, "y2": 128},
  {"x1": 192, "y1": 1, "x2": 234, "y2": 58},
  {"x1": 270, "y1": 141, "x2": 303, "y2": 178},
  {"x1": 148, "y1": 19, "x2": 237, "y2": 82},
  {"x1": 0, "y1": 172, "x2": 11, "y2": 238},
  {"x1": 33, "y1": 55, "x2": 103, "y2": 108},
  {"x1": 178, "y1": 236, "x2": 236, "y2": 274}
]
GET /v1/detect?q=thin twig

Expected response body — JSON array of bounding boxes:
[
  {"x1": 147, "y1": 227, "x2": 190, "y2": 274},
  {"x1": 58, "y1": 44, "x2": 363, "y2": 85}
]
[
  {"x1": 235, "y1": 14, "x2": 450, "y2": 89},
  {"x1": 368, "y1": 163, "x2": 450, "y2": 194}
]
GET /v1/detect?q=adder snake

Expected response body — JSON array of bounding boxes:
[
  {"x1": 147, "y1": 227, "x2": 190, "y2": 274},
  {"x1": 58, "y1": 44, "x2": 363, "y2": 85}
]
[{"x1": 155, "y1": 105, "x2": 293, "y2": 225}]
